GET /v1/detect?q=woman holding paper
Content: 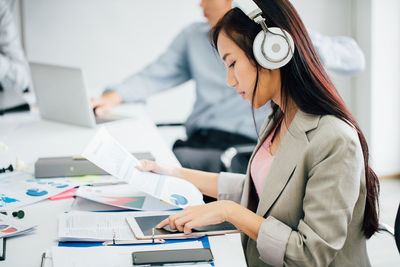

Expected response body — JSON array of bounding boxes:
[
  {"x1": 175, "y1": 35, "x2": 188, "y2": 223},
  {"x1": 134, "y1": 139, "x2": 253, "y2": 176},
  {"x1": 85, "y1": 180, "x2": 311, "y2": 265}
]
[{"x1": 137, "y1": 0, "x2": 379, "y2": 266}]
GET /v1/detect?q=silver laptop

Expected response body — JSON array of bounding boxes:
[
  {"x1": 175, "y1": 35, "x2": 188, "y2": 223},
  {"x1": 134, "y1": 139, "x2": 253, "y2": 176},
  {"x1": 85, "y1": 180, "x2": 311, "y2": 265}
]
[{"x1": 30, "y1": 62, "x2": 119, "y2": 128}]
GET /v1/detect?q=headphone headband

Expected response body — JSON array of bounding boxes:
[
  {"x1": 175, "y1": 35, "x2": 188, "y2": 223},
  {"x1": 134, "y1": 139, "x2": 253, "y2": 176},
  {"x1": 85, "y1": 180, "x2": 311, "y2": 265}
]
[{"x1": 232, "y1": 0, "x2": 262, "y2": 20}]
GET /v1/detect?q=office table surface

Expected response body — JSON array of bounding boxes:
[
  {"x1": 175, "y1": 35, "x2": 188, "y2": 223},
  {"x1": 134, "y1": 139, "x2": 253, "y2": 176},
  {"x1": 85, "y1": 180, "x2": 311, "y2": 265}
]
[
  {"x1": 0, "y1": 107, "x2": 247, "y2": 267},
  {"x1": 0, "y1": 105, "x2": 180, "y2": 168}
]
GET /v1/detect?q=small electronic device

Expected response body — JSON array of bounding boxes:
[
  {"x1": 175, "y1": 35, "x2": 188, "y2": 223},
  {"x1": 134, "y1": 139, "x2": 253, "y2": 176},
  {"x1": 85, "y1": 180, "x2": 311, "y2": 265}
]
[
  {"x1": 126, "y1": 214, "x2": 239, "y2": 239},
  {"x1": 131, "y1": 248, "x2": 213, "y2": 265},
  {"x1": 34, "y1": 152, "x2": 155, "y2": 178}
]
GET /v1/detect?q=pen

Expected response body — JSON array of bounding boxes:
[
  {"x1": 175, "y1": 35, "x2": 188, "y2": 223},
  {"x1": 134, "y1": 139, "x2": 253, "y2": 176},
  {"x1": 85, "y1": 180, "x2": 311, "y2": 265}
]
[
  {"x1": 0, "y1": 238, "x2": 6, "y2": 261},
  {"x1": 39, "y1": 252, "x2": 45, "y2": 267},
  {"x1": 87, "y1": 181, "x2": 126, "y2": 187},
  {"x1": 102, "y1": 239, "x2": 165, "y2": 246}
]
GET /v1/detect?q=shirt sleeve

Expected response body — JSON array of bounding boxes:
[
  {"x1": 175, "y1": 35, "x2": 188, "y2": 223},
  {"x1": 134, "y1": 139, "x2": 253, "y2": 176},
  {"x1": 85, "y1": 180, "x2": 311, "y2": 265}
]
[
  {"x1": 309, "y1": 30, "x2": 366, "y2": 75},
  {"x1": 106, "y1": 27, "x2": 192, "y2": 103},
  {"x1": 256, "y1": 129, "x2": 364, "y2": 266},
  {"x1": 0, "y1": 1, "x2": 30, "y2": 93},
  {"x1": 217, "y1": 172, "x2": 246, "y2": 204}
]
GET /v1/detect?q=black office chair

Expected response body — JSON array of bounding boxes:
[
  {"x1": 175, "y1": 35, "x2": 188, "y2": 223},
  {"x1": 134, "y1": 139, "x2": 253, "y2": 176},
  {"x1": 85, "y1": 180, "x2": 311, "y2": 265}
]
[
  {"x1": 220, "y1": 144, "x2": 255, "y2": 174},
  {"x1": 156, "y1": 123, "x2": 255, "y2": 174},
  {"x1": 395, "y1": 203, "x2": 400, "y2": 253},
  {"x1": 379, "y1": 202, "x2": 400, "y2": 254}
]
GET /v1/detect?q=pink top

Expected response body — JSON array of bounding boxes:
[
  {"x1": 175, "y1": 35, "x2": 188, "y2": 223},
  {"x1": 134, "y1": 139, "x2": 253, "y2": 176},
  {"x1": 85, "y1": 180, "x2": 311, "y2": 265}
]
[{"x1": 250, "y1": 125, "x2": 279, "y2": 198}]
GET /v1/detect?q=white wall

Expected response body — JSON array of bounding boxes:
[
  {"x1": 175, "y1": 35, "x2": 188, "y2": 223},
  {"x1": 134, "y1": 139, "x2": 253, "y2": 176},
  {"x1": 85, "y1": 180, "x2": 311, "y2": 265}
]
[
  {"x1": 352, "y1": 0, "x2": 372, "y2": 144},
  {"x1": 370, "y1": 0, "x2": 400, "y2": 176},
  {"x1": 292, "y1": 0, "x2": 355, "y2": 111},
  {"x1": 22, "y1": 0, "x2": 202, "y2": 123}
]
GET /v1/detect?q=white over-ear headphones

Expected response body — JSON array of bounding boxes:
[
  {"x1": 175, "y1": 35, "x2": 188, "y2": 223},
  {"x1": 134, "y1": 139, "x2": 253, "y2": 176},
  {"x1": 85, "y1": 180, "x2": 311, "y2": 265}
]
[{"x1": 232, "y1": 0, "x2": 295, "y2": 69}]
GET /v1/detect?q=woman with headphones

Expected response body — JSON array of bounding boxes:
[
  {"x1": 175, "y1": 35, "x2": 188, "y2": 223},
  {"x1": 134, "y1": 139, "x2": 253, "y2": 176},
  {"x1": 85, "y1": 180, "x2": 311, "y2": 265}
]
[{"x1": 137, "y1": 0, "x2": 379, "y2": 266}]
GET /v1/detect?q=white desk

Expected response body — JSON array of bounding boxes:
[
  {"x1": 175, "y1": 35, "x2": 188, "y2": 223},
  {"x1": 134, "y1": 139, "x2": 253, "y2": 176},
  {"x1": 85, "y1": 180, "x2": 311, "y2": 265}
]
[{"x1": 0, "y1": 106, "x2": 247, "y2": 267}]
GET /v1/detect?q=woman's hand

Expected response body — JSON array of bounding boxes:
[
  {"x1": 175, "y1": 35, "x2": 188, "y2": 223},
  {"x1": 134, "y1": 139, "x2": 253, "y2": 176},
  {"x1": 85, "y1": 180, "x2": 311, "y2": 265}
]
[
  {"x1": 136, "y1": 159, "x2": 175, "y2": 177},
  {"x1": 156, "y1": 200, "x2": 233, "y2": 235}
]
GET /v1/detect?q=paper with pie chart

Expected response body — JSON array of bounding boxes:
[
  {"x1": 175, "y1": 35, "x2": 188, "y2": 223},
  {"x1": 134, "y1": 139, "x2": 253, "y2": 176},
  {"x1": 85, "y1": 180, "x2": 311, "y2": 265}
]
[
  {"x1": 82, "y1": 127, "x2": 204, "y2": 209},
  {"x1": 75, "y1": 185, "x2": 178, "y2": 211},
  {"x1": 0, "y1": 213, "x2": 37, "y2": 238},
  {"x1": 0, "y1": 172, "x2": 79, "y2": 212}
]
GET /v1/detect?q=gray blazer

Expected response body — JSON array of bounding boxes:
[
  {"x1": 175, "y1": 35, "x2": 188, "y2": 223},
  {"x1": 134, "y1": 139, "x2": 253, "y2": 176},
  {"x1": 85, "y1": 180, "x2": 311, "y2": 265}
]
[{"x1": 218, "y1": 110, "x2": 370, "y2": 266}]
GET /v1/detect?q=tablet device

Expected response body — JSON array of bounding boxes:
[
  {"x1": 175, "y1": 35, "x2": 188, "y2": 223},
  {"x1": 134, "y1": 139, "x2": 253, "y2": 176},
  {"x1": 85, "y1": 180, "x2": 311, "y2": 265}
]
[{"x1": 126, "y1": 214, "x2": 239, "y2": 239}]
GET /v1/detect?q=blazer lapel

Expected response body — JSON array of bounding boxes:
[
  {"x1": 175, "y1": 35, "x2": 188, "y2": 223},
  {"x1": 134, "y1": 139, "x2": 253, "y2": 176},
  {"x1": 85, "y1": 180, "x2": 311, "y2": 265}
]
[{"x1": 256, "y1": 110, "x2": 320, "y2": 216}]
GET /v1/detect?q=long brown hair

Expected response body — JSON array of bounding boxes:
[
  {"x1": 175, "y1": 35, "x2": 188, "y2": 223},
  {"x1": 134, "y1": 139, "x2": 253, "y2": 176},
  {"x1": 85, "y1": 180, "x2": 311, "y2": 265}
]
[{"x1": 211, "y1": 0, "x2": 379, "y2": 238}]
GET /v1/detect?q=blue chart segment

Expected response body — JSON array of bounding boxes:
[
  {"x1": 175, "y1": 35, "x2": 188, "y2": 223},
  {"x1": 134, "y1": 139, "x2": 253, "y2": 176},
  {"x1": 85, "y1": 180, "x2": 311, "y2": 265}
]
[
  {"x1": 26, "y1": 189, "x2": 48, "y2": 197},
  {"x1": 170, "y1": 194, "x2": 188, "y2": 205},
  {"x1": 54, "y1": 184, "x2": 68, "y2": 188},
  {"x1": 26, "y1": 179, "x2": 68, "y2": 189},
  {"x1": 0, "y1": 195, "x2": 19, "y2": 205}
]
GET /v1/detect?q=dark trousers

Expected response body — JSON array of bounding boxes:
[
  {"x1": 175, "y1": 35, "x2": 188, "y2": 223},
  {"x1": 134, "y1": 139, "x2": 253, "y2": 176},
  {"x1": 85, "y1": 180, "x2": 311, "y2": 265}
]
[{"x1": 172, "y1": 129, "x2": 256, "y2": 202}]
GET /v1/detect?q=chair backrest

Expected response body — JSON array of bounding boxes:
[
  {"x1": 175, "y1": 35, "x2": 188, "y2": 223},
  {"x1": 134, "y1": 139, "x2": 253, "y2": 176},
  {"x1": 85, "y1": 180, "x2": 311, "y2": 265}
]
[{"x1": 395, "y1": 203, "x2": 400, "y2": 253}]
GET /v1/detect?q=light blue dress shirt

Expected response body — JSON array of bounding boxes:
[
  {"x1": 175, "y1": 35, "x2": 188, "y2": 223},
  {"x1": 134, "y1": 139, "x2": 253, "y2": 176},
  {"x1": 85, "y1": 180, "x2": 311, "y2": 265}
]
[
  {"x1": 108, "y1": 22, "x2": 365, "y2": 140},
  {"x1": 0, "y1": 0, "x2": 30, "y2": 93}
]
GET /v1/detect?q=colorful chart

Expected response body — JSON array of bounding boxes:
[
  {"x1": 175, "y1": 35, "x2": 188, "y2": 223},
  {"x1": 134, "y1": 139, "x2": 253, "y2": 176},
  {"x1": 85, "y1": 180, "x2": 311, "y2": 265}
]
[
  {"x1": 54, "y1": 184, "x2": 69, "y2": 188},
  {"x1": 102, "y1": 196, "x2": 145, "y2": 209},
  {"x1": 26, "y1": 179, "x2": 68, "y2": 188},
  {"x1": 26, "y1": 189, "x2": 48, "y2": 197},
  {"x1": 1, "y1": 227, "x2": 17, "y2": 233},
  {"x1": 0, "y1": 195, "x2": 19, "y2": 205},
  {"x1": 170, "y1": 194, "x2": 188, "y2": 205},
  {"x1": 0, "y1": 172, "x2": 78, "y2": 212}
]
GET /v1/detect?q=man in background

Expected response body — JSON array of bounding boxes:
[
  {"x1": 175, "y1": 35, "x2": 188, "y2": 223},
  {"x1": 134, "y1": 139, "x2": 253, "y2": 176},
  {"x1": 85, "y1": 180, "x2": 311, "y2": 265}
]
[
  {"x1": 92, "y1": 0, "x2": 365, "y2": 173},
  {"x1": 0, "y1": 0, "x2": 30, "y2": 94}
]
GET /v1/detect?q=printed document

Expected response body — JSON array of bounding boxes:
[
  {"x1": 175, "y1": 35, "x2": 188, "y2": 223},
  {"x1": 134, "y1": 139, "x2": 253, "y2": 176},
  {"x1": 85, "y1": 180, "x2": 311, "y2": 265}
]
[
  {"x1": 58, "y1": 210, "x2": 175, "y2": 242},
  {"x1": 82, "y1": 128, "x2": 204, "y2": 208},
  {"x1": 58, "y1": 211, "x2": 137, "y2": 242}
]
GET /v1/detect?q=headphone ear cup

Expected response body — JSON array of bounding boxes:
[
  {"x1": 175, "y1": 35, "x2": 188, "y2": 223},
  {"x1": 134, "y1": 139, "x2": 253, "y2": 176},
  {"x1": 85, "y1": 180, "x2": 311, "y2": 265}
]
[{"x1": 253, "y1": 27, "x2": 295, "y2": 69}]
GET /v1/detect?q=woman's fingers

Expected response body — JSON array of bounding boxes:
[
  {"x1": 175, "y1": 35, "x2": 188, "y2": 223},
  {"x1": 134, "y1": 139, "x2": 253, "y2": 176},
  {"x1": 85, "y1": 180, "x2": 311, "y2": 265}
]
[
  {"x1": 136, "y1": 160, "x2": 156, "y2": 172},
  {"x1": 183, "y1": 222, "x2": 195, "y2": 235},
  {"x1": 155, "y1": 212, "x2": 192, "y2": 233},
  {"x1": 155, "y1": 217, "x2": 169, "y2": 229},
  {"x1": 175, "y1": 215, "x2": 192, "y2": 233},
  {"x1": 156, "y1": 203, "x2": 228, "y2": 235}
]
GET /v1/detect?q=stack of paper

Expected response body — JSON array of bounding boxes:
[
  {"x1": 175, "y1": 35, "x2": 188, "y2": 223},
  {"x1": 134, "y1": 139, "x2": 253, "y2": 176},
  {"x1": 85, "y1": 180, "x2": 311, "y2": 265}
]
[
  {"x1": 82, "y1": 128, "x2": 204, "y2": 209},
  {"x1": 58, "y1": 210, "x2": 173, "y2": 242},
  {"x1": 58, "y1": 211, "x2": 136, "y2": 242},
  {"x1": 0, "y1": 213, "x2": 36, "y2": 238}
]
